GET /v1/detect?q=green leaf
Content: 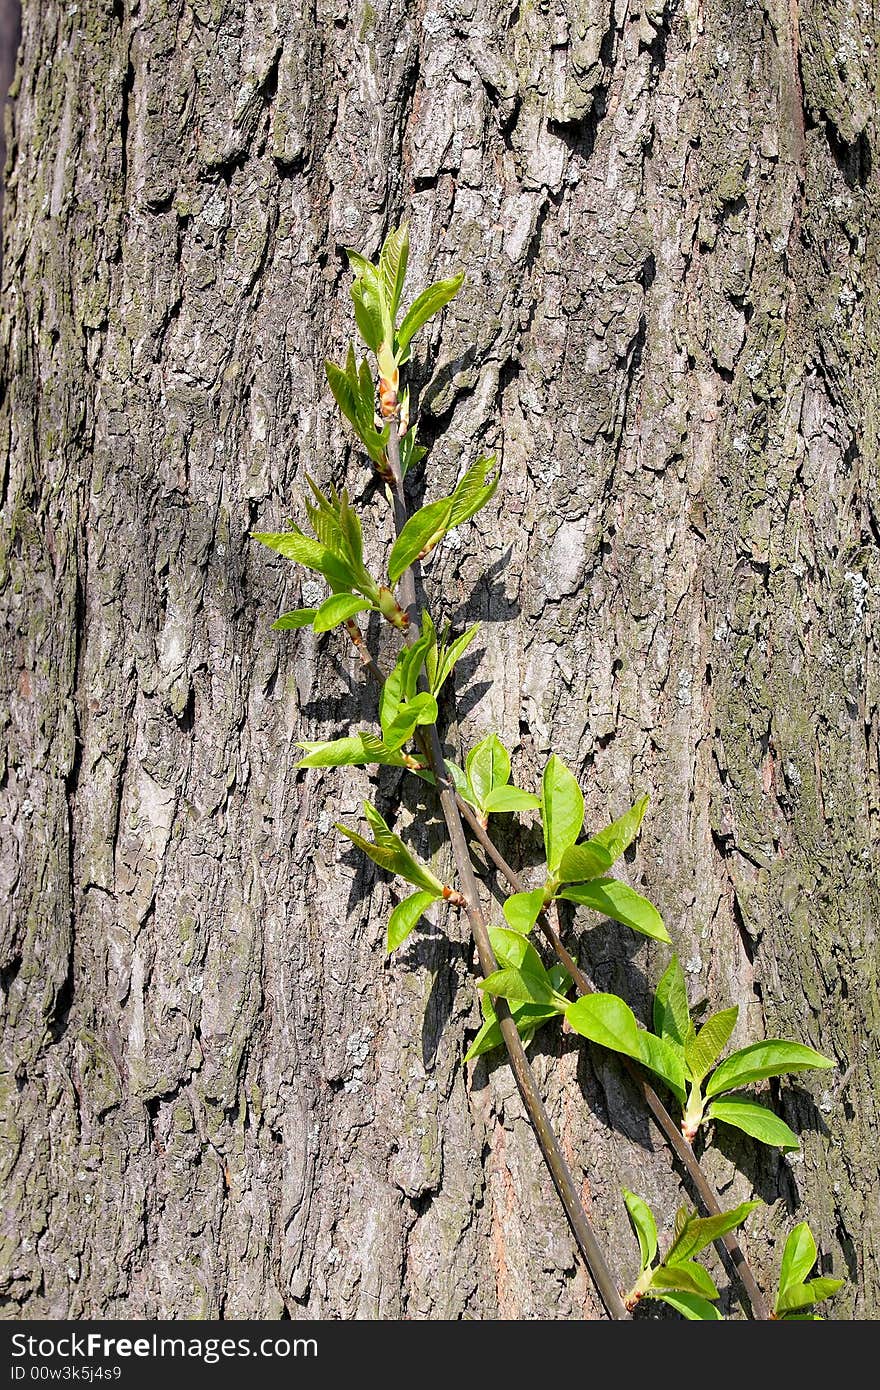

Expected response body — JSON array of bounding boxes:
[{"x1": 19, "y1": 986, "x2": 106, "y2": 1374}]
[
  {"x1": 684, "y1": 1007, "x2": 739, "y2": 1084},
  {"x1": 399, "y1": 427, "x2": 427, "y2": 476},
  {"x1": 337, "y1": 490, "x2": 365, "y2": 572},
  {"x1": 434, "y1": 623, "x2": 480, "y2": 694},
  {"x1": 271, "y1": 609, "x2": 318, "y2": 630},
  {"x1": 380, "y1": 223, "x2": 409, "y2": 322},
  {"x1": 707, "y1": 1096, "x2": 800, "y2": 1151},
  {"x1": 636, "y1": 1031, "x2": 688, "y2": 1104},
  {"x1": 463, "y1": 1000, "x2": 560, "y2": 1062},
  {"x1": 778, "y1": 1223, "x2": 818, "y2": 1299},
  {"x1": 502, "y1": 889, "x2": 547, "y2": 934},
  {"x1": 589, "y1": 794, "x2": 650, "y2": 863},
  {"x1": 653, "y1": 1291, "x2": 722, "y2": 1320},
  {"x1": 446, "y1": 760, "x2": 476, "y2": 806},
  {"x1": 557, "y1": 840, "x2": 615, "y2": 883},
  {"x1": 252, "y1": 528, "x2": 357, "y2": 589},
  {"x1": 297, "y1": 735, "x2": 407, "y2": 768},
  {"x1": 324, "y1": 359, "x2": 360, "y2": 428},
  {"x1": 386, "y1": 889, "x2": 439, "y2": 953},
  {"x1": 649, "y1": 1261, "x2": 718, "y2": 1301},
  {"x1": 478, "y1": 964, "x2": 563, "y2": 1009},
  {"x1": 488, "y1": 925, "x2": 550, "y2": 976},
  {"x1": 388, "y1": 496, "x2": 455, "y2": 582},
  {"x1": 776, "y1": 1277, "x2": 845, "y2": 1315},
  {"x1": 705, "y1": 1040, "x2": 834, "y2": 1099},
  {"x1": 482, "y1": 786, "x2": 541, "y2": 815},
  {"x1": 382, "y1": 691, "x2": 438, "y2": 751},
  {"x1": 312, "y1": 594, "x2": 374, "y2": 633},
  {"x1": 350, "y1": 280, "x2": 383, "y2": 354},
  {"x1": 666, "y1": 1201, "x2": 761, "y2": 1264},
  {"x1": 337, "y1": 802, "x2": 445, "y2": 895},
  {"x1": 467, "y1": 734, "x2": 511, "y2": 807},
  {"x1": 623, "y1": 1190, "x2": 657, "y2": 1273},
  {"x1": 565, "y1": 993, "x2": 642, "y2": 1059},
  {"x1": 653, "y1": 956, "x2": 692, "y2": 1049},
  {"x1": 558, "y1": 879, "x2": 670, "y2": 943},
  {"x1": 448, "y1": 456, "x2": 499, "y2": 528},
  {"x1": 541, "y1": 755, "x2": 584, "y2": 876},
  {"x1": 396, "y1": 273, "x2": 465, "y2": 358}
]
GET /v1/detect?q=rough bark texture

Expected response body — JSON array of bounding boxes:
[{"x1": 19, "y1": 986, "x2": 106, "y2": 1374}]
[{"x1": 1, "y1": 0, "x2": 877, "y2": 1319}]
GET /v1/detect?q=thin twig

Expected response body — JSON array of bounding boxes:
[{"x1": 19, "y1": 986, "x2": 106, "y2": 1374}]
[
  {"x1": 383, "y1": 419, "x2": 629, "y2": 1320},
  {"x1": 339, "y1": 604, "x2": 770, "y2": 1319},
  {"x1": 456, "y1": 800, "x2": 772, "y2": 1321}
]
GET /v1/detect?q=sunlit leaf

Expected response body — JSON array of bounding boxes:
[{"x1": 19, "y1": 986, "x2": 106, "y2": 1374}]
[
  {"x1": 707, "y1": 1096, "x2": 800, "y2": 1150},
  {"x1": 312, "y1": 594, "x2": 374, "y2": 633},
  {"x1": 558, "y1": 879, "x2": 670, "y2": 943},
  {"x1": 623, "y1": 1190, "x2": 657, "y2": 1273},
  {"x1": 386, "y1": 889, "x2": 438, "y2": 953},
  {"x1": 396, "y1": 273, "x2": 465, "y2": 358},
  {"x1": 705, "y1": 1041, "x2": 834, "y2": 1099},
  {"x1": 541, "y1": 755, "x2": 584, "y2": 876},
  {"x1": 684, "y1": 1007, "x2": 739, "y2": 1084},
  {"x1": 271, "y1": 609, "x2": 318, "y2": 630}
]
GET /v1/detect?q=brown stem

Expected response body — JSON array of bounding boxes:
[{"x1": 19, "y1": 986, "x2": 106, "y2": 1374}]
[
  {"x1": 339, "y1": 607, "x2": 769, "y2": 1319},
  {"x1": 384, "y1": 419, "x2": 629, "y2": 1320},
  {"x1": 456, "y1": 800, "x2": 771, "y2": 1321}
]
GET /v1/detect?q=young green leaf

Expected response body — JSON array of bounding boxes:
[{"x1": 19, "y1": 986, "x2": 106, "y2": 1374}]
[
  {"x1": 565, "y1": 993, "x2": 643, "y2": 1059},
  {"x1": 684, "y1": 1007, "x2": 739, "y2": 1084},
  {"x1": 338, "y1": 802, "x2": 445, "y2": 895},
  {"x1": 386, "y1": 889, "x2": 439, "y2": 953},
  {"x1": 478, "y1": 965, "x2": 563, "y2": 1010},
  {"x1": 252, "y1": 527, "x2": 358, "y2": 590},
  {"x1": 433, "y1": 623, "x2": 480, "y2": 694},
  {"x1": 312, "y1": 594, "x2": 374, "y2": 633},
  {"x1": 399, "y1": 426, "x2": 427, "y2": 476},
  {"x1": 466, "y1": 733, "x2": 511, "y2": 806},
  {"x1": 382, "y1": 691, "x2": 438, "y2": 751},
  {"x1": 648, "y1": 1261, "x2": 719, "y2": 1301},
  {"x1": 388, "y1": 496, "x2": 455, "y2": 583},
  {"x1": 666, "y1": 1201, "x2": 761, "y2": 1264},
  {"x1": 488, "y1": 925, "x2": 551, "y2": 976},
  {"x1": 541, "y1": 755, "x2": 584, "y2": 876},
  {"x1": 482, "y1": 786, "x2": 541, "y2": 815},
  {"x1": 654, "y1": 1291, "x2": 722, "y2": 1320},
  {"x1": 589, "y1": 794, "x2": 650, "y2": 863},
  {"x1": 557, "y1": 840, "x2": 615, "y2": 883},
  {"x1": 502, "y1": 888, "x2": 547, "y2": 934},
  {"x1": 707, "y1": 1096, "x2": 800, "y2": 1150},
  {"x1": 324, "y1": 358, "x2": 360, "y2": 428},
  {"x1": 271, "y1": 608, "x2": 318, "y2": 630},
  {"x1": 557, "y1": 879, "x2": 670, "y2": 943},
  {"x1": 448, "y1": 456, "x2": 499, "y2": 528},
  {"x1": 775, "y1": 1277, "x2": 845, "y2": 1315},
  {"x1": 705, "y1": 1040, "x2": 834, "y2": 1099},
  {"x1": 778, "y1": 1222, "x2": 818, "y2": 1296},
  {"x1": 623, "y1": 1190, "x2": 658, "y2": 1273},
  {"x1": 773, "y1": 1219, "x2": 845, "y2": 1316},
  {"x1": 297, "y1": 735, "x2": 408, "y2": 768},
  {"x1": 396, "y1": 272, "x2": 465, "y2": 358},
  {"x1": 636, "y1": 1031, "x2": 688, "y2": 1104},
  {"x1": 446, "y1": 760, "x2": 477, "y2": 806},
  {"x1": 464, "y1": 1000, "x2": 561, "y2": 1062},
  {"x1": 653, "y1": 956, "x2": 692, "y2": 1050},
  {"x1": 380, "y1": 223, "x2": 409, "y2": 323}
]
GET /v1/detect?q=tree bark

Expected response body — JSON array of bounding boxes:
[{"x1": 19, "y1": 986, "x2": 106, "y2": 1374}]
[{"x1": 1, "y1": 0, "x2": 876, "y2": 1319}]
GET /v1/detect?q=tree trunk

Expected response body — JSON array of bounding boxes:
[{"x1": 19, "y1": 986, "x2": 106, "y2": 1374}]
[{"x1": 1, "y1": 0, "x2": 876, "y2": 1319}]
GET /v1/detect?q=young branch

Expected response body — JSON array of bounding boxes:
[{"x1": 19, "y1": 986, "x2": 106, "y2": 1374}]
[
  {"x1": 339, "y1": 583, "x2": 768, "y2": 1319},
  {"x1": 455, "y1": 800, "x2": 772, "y2": 1321},
  {"x1": 384, "y1": 420, "x2": 630, "y2": 1321}
]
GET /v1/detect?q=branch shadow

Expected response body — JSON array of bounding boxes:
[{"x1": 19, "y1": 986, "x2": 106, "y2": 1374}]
[{"x1": 446, "y1": 549, "x2": 520, "y2": 628}]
